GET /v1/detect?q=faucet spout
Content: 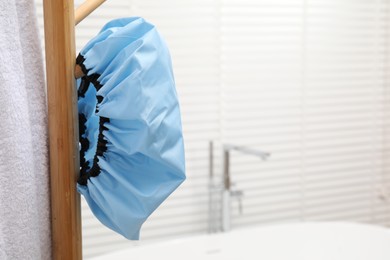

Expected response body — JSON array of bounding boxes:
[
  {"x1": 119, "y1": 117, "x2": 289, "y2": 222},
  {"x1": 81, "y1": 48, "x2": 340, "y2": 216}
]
[
  {"x1": 224, "y1": 144, "x2": 271, "y2": 160},
  {"x1": 220, "y1": 143, "x2": 270, "y2": 232}
]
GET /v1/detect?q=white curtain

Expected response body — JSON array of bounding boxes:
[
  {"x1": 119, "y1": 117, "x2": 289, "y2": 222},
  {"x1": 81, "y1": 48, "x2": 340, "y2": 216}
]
[{"x1": 0, "y1": 1, "x2": 51, "y2": 259}]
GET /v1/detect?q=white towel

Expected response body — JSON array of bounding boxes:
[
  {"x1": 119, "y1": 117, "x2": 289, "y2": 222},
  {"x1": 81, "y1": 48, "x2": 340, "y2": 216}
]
[{"x1": 0, "y1": 1, "x2": 51, "y2": 259}]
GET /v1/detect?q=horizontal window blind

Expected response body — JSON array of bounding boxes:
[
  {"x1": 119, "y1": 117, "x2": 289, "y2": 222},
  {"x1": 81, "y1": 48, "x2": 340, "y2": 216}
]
[
  {"x1": 34, "y1": 0, "x2": 390, "y2": 258},
  {"x1": 221, "y1": 0, "x2": 390, "y2": 228},
  {"x1": 220, "y1": 0, "x2": 305, "y2": 226}
]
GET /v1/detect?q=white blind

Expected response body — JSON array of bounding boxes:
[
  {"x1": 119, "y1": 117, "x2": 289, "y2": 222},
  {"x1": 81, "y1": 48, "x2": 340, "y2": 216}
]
[
  {"x1": 221, "y1": 0, "x2": 305, "y2": 225},
  {"x1": 222, "y1": 0, "x2": 390, "y2": 227},
  {"x1": 34, "y1": 0, "x2": 390, "y2": 258}
]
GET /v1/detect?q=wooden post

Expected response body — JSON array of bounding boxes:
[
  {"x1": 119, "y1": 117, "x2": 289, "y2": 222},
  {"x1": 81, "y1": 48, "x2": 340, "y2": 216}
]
[{"x1": 43, "y1": 0, "x2": 82, "y2": 259}]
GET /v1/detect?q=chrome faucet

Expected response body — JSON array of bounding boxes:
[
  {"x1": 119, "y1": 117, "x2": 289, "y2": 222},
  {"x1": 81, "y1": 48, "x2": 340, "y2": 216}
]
[{"x1": 208, "y1": 141, "x2": 270, "y2": 233}]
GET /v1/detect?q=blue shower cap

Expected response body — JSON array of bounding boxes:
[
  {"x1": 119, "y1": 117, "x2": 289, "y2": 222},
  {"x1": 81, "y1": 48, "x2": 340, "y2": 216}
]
[{"x1": 76, "y1": 17, "x2": 186, "y2": 240}]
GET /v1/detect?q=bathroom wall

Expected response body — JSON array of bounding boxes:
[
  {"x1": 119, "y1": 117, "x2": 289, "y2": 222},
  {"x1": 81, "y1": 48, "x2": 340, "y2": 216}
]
[{"x1": 35, "y1": 0, "x2": 390, "y2": 258}]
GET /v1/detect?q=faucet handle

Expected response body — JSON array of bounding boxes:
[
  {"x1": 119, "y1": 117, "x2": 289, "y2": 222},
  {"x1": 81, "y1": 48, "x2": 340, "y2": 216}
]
[{"x1": 230, "y1": 189, "x2": 244, "y2": 197}]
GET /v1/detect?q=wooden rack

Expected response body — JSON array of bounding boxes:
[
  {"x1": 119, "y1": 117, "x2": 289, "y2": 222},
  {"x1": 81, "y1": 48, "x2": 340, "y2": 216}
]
[{"x1": 42, "y1": 0, "x2": 106, "y2": 259}]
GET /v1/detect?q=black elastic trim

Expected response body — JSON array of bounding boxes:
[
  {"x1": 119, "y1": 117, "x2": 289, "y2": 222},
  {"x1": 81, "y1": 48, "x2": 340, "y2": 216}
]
[
  {"x1": 78, "y1": 113, "x2": 90, "y2": 185},
  {"x1": 78, "y1": 76, "x2": 90, "y2": 98},
  {"x1": 96, "y1": 95, "x2": 103, "y2": 103},
  {"x1": 76, "y1": 54, "x2": 89, "y2": 76},
  {"x1": 79, "y1": 113, "x2": 89, "y2": 159},
  {"x1": 76, "y1": 54, "x2": 103, "y2": 90},
  {"x1": 77, "y1": 54, "x2": 110, "y2": 186},
  {"x1": 88, "y1": 116, "x2": 110, "y2": 178}
]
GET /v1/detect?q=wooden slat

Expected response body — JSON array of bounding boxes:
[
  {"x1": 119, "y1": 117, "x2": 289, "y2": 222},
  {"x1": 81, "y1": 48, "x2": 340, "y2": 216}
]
[
  {"x1": 75, "y1": 0, "x2": 107, "y2": 25},
  {"x1": 43, "y1": 0, "x2": 82, "y2": 259}
]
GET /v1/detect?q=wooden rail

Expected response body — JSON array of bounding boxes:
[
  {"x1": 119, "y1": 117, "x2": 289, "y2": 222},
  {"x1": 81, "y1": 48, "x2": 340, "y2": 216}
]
[
  {"x1": 43, "y1": 0, "x2": 82, "y2": 259},
  {"x1": 75, "y1": 0, "x2": 106, "y2": 25}
]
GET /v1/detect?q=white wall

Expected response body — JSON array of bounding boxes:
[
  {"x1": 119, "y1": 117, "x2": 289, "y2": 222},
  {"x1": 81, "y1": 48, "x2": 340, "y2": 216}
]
[{"x1": 34, "y1": 0, "x2": 390, "y2": 258}]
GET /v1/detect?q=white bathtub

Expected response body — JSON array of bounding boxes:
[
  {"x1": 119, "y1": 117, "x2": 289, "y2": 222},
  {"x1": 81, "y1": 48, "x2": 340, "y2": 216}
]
[{"x1": 93, "y1": 222, "x2": 390, "y2": 260}]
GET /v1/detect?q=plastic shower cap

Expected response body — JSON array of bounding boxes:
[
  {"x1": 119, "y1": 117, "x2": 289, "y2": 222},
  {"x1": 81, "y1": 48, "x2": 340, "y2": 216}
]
[{"x1": 76, "y1": 17, "x2": 186, "y2": 240}]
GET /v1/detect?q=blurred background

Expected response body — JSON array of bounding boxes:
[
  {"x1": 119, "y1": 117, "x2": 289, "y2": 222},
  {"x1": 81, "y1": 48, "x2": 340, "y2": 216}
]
[{"x1": 35, "y1": 0, "x2": 390, "y2": 258}]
